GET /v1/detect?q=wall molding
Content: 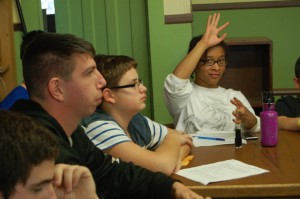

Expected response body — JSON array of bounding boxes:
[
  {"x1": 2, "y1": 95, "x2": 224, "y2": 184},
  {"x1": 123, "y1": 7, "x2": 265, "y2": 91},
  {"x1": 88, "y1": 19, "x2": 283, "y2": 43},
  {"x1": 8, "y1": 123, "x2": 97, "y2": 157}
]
[
  {"x1": 14, "y1": 23, "x2": 23, "y2": 31},
  {"x1": 192, "y1": 1, "x2": 300, "y2": 11},
  {"x1": 165, "y1": 13, "x2": 193, "y2": 24}
]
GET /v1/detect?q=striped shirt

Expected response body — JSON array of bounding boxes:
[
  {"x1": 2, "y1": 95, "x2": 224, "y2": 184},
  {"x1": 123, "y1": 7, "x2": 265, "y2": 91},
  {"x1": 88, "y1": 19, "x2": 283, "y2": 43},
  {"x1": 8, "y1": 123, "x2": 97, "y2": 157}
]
[{"x1": 82, "y1": 112, "x2": 168, "y2": 151}]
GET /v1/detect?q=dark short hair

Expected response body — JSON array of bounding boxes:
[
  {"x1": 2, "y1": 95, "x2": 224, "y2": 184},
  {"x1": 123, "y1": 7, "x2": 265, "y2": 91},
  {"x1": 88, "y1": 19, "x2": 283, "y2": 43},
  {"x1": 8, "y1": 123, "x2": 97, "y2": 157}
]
[
  {"x1": 295, "y1": 57, "x2": 300, "y2": 78},
  {"x1": 187, "y1": 35, "x2": 228, "y2": 78},
  {"x1": 188, "y1": 34, "x2": 229, "y2": 60},
  {"x1": 0, "y1": 110, "x2": 59, "y2": 198},
  {"x1": 22, "y1": 32, "x2": 95, "y2": 99},
  {"x1": 94, "y1": 54, "x2": 137, "y2": 89},
  {"x1": 20, "y1": 30, "x2": 45, "y2": 60}
]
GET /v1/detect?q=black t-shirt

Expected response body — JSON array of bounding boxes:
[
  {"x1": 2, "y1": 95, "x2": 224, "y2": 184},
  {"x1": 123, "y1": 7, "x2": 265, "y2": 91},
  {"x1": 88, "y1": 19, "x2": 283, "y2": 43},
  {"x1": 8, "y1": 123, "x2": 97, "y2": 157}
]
[{"x1": 275, "y1": 96, "x2": 300, "y2": 117}]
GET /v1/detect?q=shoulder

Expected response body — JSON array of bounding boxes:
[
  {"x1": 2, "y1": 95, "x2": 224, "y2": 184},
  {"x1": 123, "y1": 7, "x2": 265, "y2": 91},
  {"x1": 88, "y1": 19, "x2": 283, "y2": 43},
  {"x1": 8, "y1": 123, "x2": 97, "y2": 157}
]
[
  {"x1": 275, "y1": 96, "x2": 300, "y2": 117},
  {"x1": 276, "y1": 96, "x2": 300, "y2": 107},
  {"x1": 84, "y1": 119, "x2": 121, "y2": 135},
  {"x1": 81, "y1": 108, "x2": 115, "y2": 127},
  {"x1": 277, "y1": 95, "x2": 299, "y2": 103}
]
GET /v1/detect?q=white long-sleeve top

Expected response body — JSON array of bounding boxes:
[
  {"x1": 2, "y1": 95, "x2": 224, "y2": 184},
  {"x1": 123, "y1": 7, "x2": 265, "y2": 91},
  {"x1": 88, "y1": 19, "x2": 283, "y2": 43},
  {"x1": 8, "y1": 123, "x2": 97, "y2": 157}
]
[{"x1": 164, "y1": 74, "x2": 260, "y2": 133}]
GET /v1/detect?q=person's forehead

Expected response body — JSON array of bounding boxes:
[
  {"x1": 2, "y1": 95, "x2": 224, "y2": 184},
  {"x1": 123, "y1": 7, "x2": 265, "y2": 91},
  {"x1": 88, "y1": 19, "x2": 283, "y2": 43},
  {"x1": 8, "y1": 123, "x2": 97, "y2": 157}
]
[
  {"x1": 120, "y1": 68, "x2": 138, "y2": 81},
  {"x1": 25, "y1": 160, "x2": 55, "y2": 186},
  {"x1": 72, "y1": 54, "x2": 96, "y2": 71}
]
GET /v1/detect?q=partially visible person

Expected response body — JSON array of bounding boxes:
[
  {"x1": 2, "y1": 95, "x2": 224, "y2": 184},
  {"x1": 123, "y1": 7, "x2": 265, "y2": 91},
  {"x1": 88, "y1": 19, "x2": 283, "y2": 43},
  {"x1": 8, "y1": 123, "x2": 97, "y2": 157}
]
[
  {"x1": 0, "y1": 30, "x2": 44, "y2": 110},
  {"x1": 164, "y1": 13, "x2": 260, "y2": 134},
  {"x1": 82, "y1": 54, "x2": 193, "y2": 175},
  {"x1": 0, "y1": 82, "x2": 28, "y2": 110},
  {"x1": 0, "y1": 110, "x2": 98, "y2": 199},
  {"x1": 10, "y1": 31, "x2": 210, "y2": 199},
  {"x1": 275, "y1": 56, "x2": 300, "y2": 131}
]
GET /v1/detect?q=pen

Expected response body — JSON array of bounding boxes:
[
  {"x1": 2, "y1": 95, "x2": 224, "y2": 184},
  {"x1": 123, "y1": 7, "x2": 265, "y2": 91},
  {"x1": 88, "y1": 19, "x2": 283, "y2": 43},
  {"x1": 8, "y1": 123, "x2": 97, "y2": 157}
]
[{"x1": 192, "y1": 136, "x2": 225, "y2": 141}]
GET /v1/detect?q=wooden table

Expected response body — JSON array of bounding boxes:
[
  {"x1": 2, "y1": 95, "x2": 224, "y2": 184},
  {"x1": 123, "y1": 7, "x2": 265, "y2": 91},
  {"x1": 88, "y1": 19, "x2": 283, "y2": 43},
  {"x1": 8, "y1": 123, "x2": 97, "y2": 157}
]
[{"x1": 172, "y1": 130, "x2": 300, "y2": 198}]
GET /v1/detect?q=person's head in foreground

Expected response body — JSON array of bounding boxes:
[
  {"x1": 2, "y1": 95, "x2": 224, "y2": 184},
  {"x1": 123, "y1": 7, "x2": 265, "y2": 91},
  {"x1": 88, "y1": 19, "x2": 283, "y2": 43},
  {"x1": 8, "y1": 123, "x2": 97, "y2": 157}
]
[{"x1": 0, "y1": 110, "x2": 59, "y2": 199}]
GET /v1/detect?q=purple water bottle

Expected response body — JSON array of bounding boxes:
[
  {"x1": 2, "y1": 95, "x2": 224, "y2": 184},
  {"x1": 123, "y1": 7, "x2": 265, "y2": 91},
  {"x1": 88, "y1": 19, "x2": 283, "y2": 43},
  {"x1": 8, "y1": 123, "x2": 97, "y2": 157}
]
[{"x1": 260, "y1": 91, "x2": 278, "y2": 146}]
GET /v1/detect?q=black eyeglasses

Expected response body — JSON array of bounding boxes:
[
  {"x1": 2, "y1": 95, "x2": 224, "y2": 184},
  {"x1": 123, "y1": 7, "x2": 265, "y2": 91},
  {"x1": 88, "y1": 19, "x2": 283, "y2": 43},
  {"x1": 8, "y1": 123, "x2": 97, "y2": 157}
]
[
  {"x1": 109, "y1": 78, "x2": 143, "y2": 89},
  {"x1": 199, "y1": 58, "x2": 228, "y2": 67}
]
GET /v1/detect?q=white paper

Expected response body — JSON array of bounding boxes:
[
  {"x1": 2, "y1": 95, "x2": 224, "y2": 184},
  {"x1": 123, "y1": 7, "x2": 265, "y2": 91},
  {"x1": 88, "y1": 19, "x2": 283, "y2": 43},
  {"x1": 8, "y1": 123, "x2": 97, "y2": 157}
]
[
  {"x1": 176, "y1": 159, "x2": 269, "y2": 185},
  {"x1": 192, "y1": 131, "x2": 247, "y2": 147}
]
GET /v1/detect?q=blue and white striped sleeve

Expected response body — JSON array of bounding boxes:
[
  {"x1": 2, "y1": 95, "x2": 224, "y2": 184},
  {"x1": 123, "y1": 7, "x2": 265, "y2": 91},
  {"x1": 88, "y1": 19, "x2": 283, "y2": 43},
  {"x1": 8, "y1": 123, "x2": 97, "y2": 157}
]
[
  {"x1": 83, "y1": 120, "x2": 132, "y2": 150},
  {"x1": 143, "y1": 116, "x2": 168, "y2": 150}
]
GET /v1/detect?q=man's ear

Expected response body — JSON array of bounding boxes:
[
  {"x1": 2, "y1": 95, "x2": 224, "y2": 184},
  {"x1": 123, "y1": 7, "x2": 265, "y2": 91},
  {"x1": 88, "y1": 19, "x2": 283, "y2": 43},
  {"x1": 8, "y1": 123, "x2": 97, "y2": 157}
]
[
  {"x1": 293, "y1": 77, "x2": 300, "y2": 88},
  {"x1": 48, "y1": 77, "x2": 64, "y2": 102},
  {"x1": 102, "y1": 88, "x2": 116, "y2": 104}
]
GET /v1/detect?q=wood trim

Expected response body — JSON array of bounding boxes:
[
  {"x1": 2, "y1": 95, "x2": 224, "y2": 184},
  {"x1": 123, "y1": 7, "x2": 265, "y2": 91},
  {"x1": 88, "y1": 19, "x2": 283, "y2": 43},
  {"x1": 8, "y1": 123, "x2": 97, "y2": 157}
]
[
  {"x1": 165, "y1": 13, "x2": 193, "y2": 24},
  {"x1": 14, "y1": 23, "x2": 23, "y2": 32},
  {"x1": 225, "y1": 36, "x2": 272, "y2": 45},
  {"x1": 272, "y1": 88, "x2": 300, "y2": 96},
  {"x1": 0, "y1": 0, "x2": 17, "y2": 99},
  {"x1": 192, "y1": 1, "x2": 300, "y2": 11}
]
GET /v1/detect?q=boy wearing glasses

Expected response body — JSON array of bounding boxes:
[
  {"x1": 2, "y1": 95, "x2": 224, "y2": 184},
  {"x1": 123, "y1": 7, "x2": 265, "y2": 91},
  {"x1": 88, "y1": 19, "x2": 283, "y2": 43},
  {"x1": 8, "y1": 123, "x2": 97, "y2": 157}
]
[
  {"x1": 164, "y1": 13, "x2": 260, "y2": 134},
  {"x1": 82, "y1": 55, "x2": 193, "y2": 175}
]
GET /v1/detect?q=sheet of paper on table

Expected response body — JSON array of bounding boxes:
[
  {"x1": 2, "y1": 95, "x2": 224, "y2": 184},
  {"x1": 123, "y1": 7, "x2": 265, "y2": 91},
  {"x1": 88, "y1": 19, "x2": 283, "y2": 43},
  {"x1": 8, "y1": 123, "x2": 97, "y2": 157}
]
[
  {"x1": 191, "y1": 130, "x2": 247, "y2": 147},
  {"x1": 176, "y1": 159, "x2": 269, "y2": 185}
]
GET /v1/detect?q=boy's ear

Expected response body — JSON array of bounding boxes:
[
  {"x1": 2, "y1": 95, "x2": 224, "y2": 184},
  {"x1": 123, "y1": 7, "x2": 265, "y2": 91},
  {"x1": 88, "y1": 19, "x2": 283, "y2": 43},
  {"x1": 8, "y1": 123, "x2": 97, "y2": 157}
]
[
  {"x1": 102, "y1": 88, "x2": 116, "y2": 104},
  {"x1": 293, "y1": 77, "x2": 300, "y2": 89},
  {"x1": 48, "y1": 77, "x2": 64, "y2": 102}
]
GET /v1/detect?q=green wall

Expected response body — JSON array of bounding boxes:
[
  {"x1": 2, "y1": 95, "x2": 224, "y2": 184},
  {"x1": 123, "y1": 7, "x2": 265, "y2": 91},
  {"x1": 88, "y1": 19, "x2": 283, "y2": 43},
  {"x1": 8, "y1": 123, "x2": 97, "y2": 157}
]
[
  {"x1": 55, "y1": 0, "x2": 152, "y2": 117},
  {"x1": 192, "y1": 8, "x2": 300, "y2": 89},
  {"x1": 14, "y1": 0, "x2": 43, "y2": 84},
  {"x1": 147, "y1": 0, "x2": 192, "y2": 124},
  {"x1": 147, "y1": 4, "x2": 300, "y2": 124}
]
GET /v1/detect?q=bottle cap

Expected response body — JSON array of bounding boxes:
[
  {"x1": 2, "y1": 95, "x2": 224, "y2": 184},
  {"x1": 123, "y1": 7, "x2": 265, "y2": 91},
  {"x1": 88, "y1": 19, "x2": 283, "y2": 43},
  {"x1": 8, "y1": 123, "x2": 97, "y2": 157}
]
[{"x1": 262, "y1": 91, "x2": 275, "y2": 104}]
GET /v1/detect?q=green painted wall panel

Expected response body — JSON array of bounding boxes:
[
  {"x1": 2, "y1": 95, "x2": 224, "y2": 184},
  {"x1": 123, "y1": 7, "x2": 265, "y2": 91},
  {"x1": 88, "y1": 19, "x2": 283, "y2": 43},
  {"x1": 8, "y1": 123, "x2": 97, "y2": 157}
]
[
  {"x1": 14, "y1": 0, "x2": 43, "y2": 84},
  {"x1": 21, "y1": 0, "x2": 43, "y2": 31},
  {"x1": 192, "y1": 8, "x2": 300, "y2": 90},
  {"x1": 55, "y1": 0, "x2": 84, "y2": 36},
  {"x1": 147, "y1": 0, "x2": 192, "y2": 123},
  {"x1": 13, "y1": 31, "x2": 23, "y2": 83},
  {"x1": 129, "y1": 0, "x2": 151, "y2": 117},
  {"x1": 54, "y1": 0, "x2": 152, "y2": 117},
  {"x1": 147, "y1": 3, "x2": 300, "y2": 125},
  {"x1": 82, "y1": 0, "x2": 108, "y2": 54}
]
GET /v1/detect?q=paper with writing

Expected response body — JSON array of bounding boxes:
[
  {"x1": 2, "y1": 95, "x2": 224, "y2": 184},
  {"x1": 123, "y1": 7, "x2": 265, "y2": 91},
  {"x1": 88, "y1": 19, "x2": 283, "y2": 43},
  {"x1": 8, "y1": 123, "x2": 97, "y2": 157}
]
[{"x1": 176, "y1": 159, "x2": 269, "y2": 185}]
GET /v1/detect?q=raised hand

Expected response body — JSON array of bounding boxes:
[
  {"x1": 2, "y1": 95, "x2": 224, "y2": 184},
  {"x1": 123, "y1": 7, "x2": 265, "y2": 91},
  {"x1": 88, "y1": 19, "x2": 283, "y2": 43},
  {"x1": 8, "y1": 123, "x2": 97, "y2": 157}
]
[{"x1": 201, "y1": 13, "x2": 230, "y2": 48}]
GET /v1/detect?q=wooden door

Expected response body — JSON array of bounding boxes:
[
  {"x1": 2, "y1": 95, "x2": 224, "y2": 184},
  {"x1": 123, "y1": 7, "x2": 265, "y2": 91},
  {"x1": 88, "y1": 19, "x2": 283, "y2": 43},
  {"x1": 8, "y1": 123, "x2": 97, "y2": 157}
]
[{"x1": 0, "y1": 0, "x2": 17, "y2": 101}]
